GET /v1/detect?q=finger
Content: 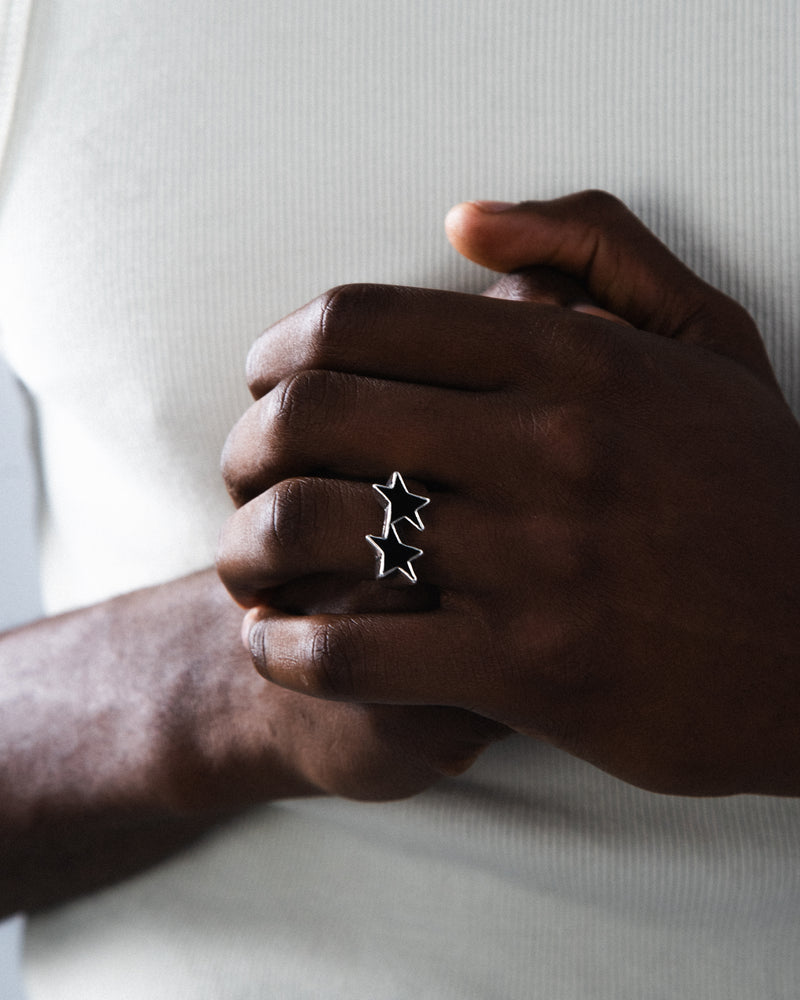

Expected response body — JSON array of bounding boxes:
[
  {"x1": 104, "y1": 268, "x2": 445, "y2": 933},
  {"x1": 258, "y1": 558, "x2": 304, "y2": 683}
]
[
  {"x1": 218, "y1": 479, "x2": 373, "y2": 605},
  {"x1": 445, "y1": 192, "x2": 776, "y2": 380},
  {"x1": 224, "y1": 326, "x2": 638, "y2": 508},
  {"x1": 221, "y1": 370, "x2": 510, "y2": 504},
  {"x1": 245, "y1": 282, "x2": 592, "y2": 399},
  {"x1": 218, "y1": 478, "x2": 525, "y2": 604},
  {"x1": 245, "y1": 605, "x2": 495, "y2": 712}
]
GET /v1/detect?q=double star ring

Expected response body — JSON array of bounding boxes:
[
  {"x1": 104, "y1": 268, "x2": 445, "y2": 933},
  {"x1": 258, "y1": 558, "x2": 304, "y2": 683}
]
[{"x1": 365, "y1": 472, "x2": 430, "y2": 583}]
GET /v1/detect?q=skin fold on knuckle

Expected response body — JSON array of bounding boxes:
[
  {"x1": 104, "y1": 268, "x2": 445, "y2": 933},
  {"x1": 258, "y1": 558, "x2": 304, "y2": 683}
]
[
  {"x1": 263, "y1": 370, "x2": 335, "y2": 480},
  {"x1": 268, "y1": 477, "x2": 315, "y2": 558},
  {"x1": 308, "y1": 617, "x2": 366, "y2": 700},
  {"x1": 315, "y1": 285, "x2": 359, "y2": 364},
  {"x1": 219, "y1": 421, "x2": 255, "y2": 507},
  {"x1": 245, "y1": 334, "x2": 272, "y2": 397},
  {"x1": 246, "y1": 616, "x2": 270, "y2": 677},
  {"x1": 213, "y1": 518, "x2": 257, "y2": 607},
  {"x1": 315, "y1": 283, "x2": 390, "y2": 367},
  {"x1": 274, "y1": 370, "x2": 322, "y2": 439}
]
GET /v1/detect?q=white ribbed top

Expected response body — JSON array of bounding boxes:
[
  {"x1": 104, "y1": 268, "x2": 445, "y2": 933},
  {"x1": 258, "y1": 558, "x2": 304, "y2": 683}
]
[{"x1": 1, "y1": 1, "x2": 799, "y2": 997}]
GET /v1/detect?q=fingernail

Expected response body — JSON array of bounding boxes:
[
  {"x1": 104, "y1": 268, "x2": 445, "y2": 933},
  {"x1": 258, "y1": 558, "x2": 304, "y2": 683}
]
[{"x1": 471, "y1": 200, "x2": 516, "y2": 213}]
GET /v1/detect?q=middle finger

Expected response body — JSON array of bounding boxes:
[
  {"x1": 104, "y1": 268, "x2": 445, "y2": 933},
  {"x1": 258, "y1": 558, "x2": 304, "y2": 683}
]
[{"x1": 221, "y1": 371, "x2": 505, "y2": 505}]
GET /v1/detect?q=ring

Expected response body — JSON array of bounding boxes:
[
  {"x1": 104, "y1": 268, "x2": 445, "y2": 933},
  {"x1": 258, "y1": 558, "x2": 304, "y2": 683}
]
[{"x1": 366, "y1": 472, "x2": 429, "y2": 582}]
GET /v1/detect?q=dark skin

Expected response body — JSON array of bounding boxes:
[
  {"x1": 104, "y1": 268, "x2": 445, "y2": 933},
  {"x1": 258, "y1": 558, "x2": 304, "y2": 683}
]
[
  {"x1": 218, "y1": 191, "x2": 800, "y2": 798},
  {"x1": 3, "y1": 191, "x2": 799, "y2": 918}
]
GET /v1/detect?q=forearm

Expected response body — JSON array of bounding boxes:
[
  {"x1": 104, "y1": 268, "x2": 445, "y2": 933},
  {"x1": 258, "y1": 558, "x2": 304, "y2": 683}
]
[{"x1": 0, "y1": 569, "x2": 316, "y2": 917}]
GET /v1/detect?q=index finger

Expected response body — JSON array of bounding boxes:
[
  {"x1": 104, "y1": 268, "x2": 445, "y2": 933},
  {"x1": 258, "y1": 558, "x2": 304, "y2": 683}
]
[{"x1": 245, "y1": 283, "x2": 594, "y2": 399}]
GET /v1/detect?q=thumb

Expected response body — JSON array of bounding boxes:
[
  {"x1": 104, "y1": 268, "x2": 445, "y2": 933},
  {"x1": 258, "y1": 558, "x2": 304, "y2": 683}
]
[{"x1": 446, "y1": 191, "x2": 776, "y2": 383}]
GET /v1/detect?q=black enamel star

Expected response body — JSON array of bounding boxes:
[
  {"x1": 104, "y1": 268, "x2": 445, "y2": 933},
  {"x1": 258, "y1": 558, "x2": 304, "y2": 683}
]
[
  {"x1": 373, "y1": 471, "x2": 430, "y2": 533},
  {"x1": 366, "y1": 524, "x2": 424, "y2": 582}
]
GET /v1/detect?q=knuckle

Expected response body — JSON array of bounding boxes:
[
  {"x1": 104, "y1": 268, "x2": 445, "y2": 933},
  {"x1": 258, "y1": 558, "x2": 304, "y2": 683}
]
[
  {"x1": 314, "y1": 283, "x2": 384, "y2": 362},
  {"x1": 213, "y1": 521, "x2": 239, "y2": 592},
  {"x1": 571, "y1": 188, "x2": 628, "y2": 219},
  {"x1": 220, "y1": 423, "x2": 252, "y2": 507},
  {"x1": 515, "y1": 189, "x2": 627, "y2": 221},
  {"x1": 220, "y1": 429, "x2": 238, "y2": 493},
  {"x1": 247, "y1": 617, "x2": 269, "y2": 676},
  {"x1": 273, "y1": 368, "x2": 331, "y2": 439},
  {"x1": 214, "y1": 516, "x2": 236, "y2": 575},
  {"x1": 309, "y1": 617, "x2": 364, "y2": 699},
  {"x1": 267, "y1": 477, "x2": 315, "y2": 554},
  {"x1": 245, "y1": 335, "x2": 268, "y2": 394},
  {"x1": 544, "y1": 401, "x2": 629, "y2": 511},
  {"x1": 318, "y1": 283, "x2": 359, "y2": 336},
  {"x1": 214, "y1": 515, "x2": 268, "y2": 607}
]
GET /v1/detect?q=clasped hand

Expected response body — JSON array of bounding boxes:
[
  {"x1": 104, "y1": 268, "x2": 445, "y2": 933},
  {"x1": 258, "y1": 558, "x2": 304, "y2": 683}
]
[{"x1": 218, "y1": 192, "x2": 800, "y2": 797}]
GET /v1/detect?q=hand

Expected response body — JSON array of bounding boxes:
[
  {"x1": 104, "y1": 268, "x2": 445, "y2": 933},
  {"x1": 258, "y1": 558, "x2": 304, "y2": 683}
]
[
  {"x1": 212, "y1": 262, "x2": 601, "y2": 806},
  {"x1": 151, "y1": 574, "x2": 508, "y2": 808},
  {"x1": 218, "y1": 191, "x2": 800, "y2": 796},
  {"x1": 209, "y1": 272, "x2": 603, "y2": 803}
]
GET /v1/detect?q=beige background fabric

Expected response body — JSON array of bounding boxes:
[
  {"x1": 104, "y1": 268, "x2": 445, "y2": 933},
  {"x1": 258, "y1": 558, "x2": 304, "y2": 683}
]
[{"x1": 1, "y1": 1, "x2": 799, "y2": 997}]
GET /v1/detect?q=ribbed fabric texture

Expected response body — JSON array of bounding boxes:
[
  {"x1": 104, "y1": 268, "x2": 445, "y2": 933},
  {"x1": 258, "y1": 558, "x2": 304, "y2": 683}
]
[{"x1": 0, "y1": 1, "x2": 799, "y2": 997}]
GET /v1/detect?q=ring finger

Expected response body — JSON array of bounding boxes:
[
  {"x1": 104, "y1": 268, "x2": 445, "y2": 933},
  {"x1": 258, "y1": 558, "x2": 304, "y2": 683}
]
[{"x1": 217, "y1": 476, "x2": 517, "y2": 605}]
